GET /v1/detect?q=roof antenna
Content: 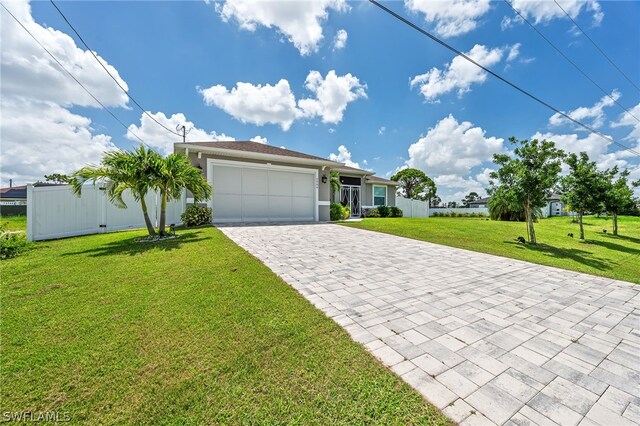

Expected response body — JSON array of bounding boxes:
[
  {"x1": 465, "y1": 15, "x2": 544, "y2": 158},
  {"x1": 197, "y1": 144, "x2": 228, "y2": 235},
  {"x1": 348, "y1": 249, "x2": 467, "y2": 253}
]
[{"x1": 176, "y1": 124, "x2": 192, "y2": 143}]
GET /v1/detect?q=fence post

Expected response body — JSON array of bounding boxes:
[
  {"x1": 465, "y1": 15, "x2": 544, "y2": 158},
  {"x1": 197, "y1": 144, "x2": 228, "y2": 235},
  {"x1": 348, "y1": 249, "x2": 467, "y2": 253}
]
[{"x1": 26, "y1": 185, "x2": 34, "y2": 241}]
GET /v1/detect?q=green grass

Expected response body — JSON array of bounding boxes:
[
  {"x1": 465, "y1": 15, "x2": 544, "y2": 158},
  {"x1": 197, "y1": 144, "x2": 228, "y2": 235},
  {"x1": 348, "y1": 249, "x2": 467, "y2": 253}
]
[
  {"x1": 1, "y1": 214, "x2": 26, "y2": 231},
  {"x1": 343, "y1": 216, "x2": 640, "y2": 284},
  {"x1": 1, "y1": 227, "x2": 450, "y2": 425}
]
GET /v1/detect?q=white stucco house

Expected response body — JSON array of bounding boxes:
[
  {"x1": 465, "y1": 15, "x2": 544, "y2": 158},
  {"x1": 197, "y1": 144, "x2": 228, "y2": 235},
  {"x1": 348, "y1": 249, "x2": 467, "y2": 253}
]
[{"x1": 174, "y1": 141, "x2": 400, "y2": 223}]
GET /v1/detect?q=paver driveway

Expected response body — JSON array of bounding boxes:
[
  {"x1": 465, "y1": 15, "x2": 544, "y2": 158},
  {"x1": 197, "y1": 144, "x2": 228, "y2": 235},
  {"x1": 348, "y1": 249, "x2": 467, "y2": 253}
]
[{"x1": 220, "y1": 223, "x2": 640, "y2": 426}]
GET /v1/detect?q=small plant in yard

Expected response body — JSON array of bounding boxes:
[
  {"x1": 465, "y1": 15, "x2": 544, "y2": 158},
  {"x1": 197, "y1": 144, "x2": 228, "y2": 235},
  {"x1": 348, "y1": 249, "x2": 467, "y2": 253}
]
[
  {"x1": 389, "y1": 207, "x2": 403, "y2": 217},
  {"x1": 364, "y1": 207, "x2": 380, "y2": 218},
  {"x1": 181, "y1": 205, "x2": 212, "y2": 227},
  {"x1": 377, "y1": 205, "x2": 390, "y2": 217},
  {"x1": 342, "y1": 206, "x2": 351, "y2": 220},
  {"x1": 330, "y1": 202, "x2": 343, "y2": 221},
  {"x1": 0, "y1": 223, "x2": 30, "y2": 259}
]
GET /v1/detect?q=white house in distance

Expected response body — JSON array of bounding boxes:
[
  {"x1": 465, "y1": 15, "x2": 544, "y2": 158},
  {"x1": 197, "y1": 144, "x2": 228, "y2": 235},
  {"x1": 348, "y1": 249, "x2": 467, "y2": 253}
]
[
  {"x1": 174, "y1": 141, "x2": 399, "y2": 223},
  {"x1": 468, "y1": 194, "x2": 570, "y2": 217}
]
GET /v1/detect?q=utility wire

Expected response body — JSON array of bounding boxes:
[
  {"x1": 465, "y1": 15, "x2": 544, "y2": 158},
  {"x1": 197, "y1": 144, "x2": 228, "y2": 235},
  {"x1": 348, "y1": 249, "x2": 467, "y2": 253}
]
[
  {"x1": 503, "y1": 0, "x2": 640, "y2": 124},
  {"x1": 0, "y1": 1, "x2": 151, "y2": 149},
  {"x1": 49, "y1": 0, "x2": 183, "y2": 138},
  {"x1": 553, "y1": 0, "x2": 640, "y2": 93},
  {"x1": 368, "y1": 0, "x2": 640, "y2": 158}
]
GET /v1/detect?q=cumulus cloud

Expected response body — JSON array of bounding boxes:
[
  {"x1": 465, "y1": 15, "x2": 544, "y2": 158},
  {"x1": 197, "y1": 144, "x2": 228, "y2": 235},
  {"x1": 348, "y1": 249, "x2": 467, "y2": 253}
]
[
  {"x1": 510, "y1": 0, "x2": 603, "y2": 26},
  {"x1": 333, "y1": 29, "x2": 348, "y2": 50},
  {"x1": 404, "y1": 0, "x2": 491, "y2": 37},
  {"x1": 611, "y1": 102, "x2": 640, "y2": 146},
  {"x1": 406, "y1": 114, "x2": 504, "y2": 176},
  {"x1": 200, "y1": 70, "x2": 366, "y2": 130},
  {"x1": 0, "y1": 0, "x2": 128, "y2": 186},
  {"x1": 216, "y1": 0, "x2": 348, "y2": 55},
  {"x1": 328, "y1": 145, "x2": 360, "y2": 168},
  {"x1": 549, "y1": 90, "x2": 621, "y2": 129},
  {"x1": 410, "y1": 44, "x2": 506, "y2": 101}
]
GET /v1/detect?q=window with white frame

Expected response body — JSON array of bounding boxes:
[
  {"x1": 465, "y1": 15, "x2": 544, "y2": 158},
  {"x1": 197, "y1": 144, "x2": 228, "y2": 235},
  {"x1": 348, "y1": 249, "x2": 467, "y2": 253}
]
[{"x1": 373, "y1": 185, "x2": 386, "y2": 206}]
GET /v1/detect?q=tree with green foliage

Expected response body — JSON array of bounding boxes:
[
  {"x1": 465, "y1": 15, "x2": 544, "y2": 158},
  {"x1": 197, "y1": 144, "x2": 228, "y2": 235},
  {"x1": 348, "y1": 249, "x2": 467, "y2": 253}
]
[
  {"x1": 602, "y1": 168, "x2": 637, "y2": 236},
  {"x1": 330, "y1": 171, "x2": 341, "y2": 194},
  {"x1": 44, "y1": 173, "x2": 71, "y2": 184},
  {"x1": 391, "y1": 168, "x2": 437, "y2": 203},
  {"x1": 560, "y1": 152, "x2": 608, "y2": 240},
  {"x1": 153, "y1": 154, "x2": 211, "y2": 236},
  {"x1": 489, "y1": 137, "x2": 564, "y2": 244},
  {"x1": 429, "y1": 195, "x2": 442, "y2": 208},
  {"x1": 72, "y1": 146, "x2": 162, "y2": 237},
  {"x1": 462, "y1": 191, "x2": 480, "y2": 207}
]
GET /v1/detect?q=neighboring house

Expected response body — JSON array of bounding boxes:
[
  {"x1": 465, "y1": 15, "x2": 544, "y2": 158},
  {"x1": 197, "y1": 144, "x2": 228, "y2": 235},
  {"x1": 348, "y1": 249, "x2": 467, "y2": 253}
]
[
  {"x1": 1, "y1": 185, "x2": 27, "y2": 216},
  {"x1": 468, "y1": 196, "x2": 490, "y2": 208},
  {"x1": 470, "y1": 194, "x2": 570, "y2": 217},
  {"x1": 174, "y1": 141, "x2": 400, "y2": 223}
]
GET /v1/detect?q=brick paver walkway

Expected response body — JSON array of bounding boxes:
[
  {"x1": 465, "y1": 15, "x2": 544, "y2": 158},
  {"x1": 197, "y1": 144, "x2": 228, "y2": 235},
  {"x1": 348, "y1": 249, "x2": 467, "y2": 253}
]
[{"x1": 220, "y1": 224, "x2": 640, "y2": 426}]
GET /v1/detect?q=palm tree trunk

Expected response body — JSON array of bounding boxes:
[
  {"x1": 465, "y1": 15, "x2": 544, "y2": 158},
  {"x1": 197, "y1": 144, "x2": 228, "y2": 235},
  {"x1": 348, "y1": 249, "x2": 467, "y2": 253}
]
[
  {"x1": 140, "y1": 197, "x2": 156, "y2": 236},
  {"x1": 578, "y1": 211, "x2": 585, "y2": 239},
  {"x1": 613, "y1": 212, "x2": 618, "y2": 236},
  {"x1": 158, "y1": 190, "x2": 168, "y2": 236}
]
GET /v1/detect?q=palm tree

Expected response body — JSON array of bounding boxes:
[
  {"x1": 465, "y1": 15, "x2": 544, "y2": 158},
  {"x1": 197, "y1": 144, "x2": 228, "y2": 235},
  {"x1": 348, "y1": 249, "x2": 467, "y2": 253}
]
[
  {"x1": 154, "y1": 154, "x2": 211, "y2": 236},
  {"x1": 330, "y1": 171, "x2": 341, "y2": 194},
  {"x1": 71, "y1": 146, "x2": 161, "y2": 236}
]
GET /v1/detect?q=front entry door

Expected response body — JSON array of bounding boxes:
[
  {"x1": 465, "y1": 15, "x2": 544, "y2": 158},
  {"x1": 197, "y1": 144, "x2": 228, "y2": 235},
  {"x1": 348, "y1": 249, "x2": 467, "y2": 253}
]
[{"x1": 340, "y1": 185, "x2": 361, "y2": 217}]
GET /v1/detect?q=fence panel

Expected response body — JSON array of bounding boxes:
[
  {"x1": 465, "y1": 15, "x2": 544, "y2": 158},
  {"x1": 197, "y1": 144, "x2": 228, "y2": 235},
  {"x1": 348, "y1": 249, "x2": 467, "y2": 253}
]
[
  {"x1": 27, "y1": 184, "x2": 185, "y2": 241},
  {"x1": 396, "y1": 197, "x2": 430, "y2": 218}
]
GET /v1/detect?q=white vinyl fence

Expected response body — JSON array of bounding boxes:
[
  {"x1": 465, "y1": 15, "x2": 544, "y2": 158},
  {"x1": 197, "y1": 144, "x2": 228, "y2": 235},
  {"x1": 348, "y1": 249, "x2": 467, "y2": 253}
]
[
  {"x1": 396, "y1": 197, "x2": 430, "y2": 218},
  {"x1": 429, "y1": 207, "x2": 489, "y2": 216},
  {"x1": 27, "y1": 184, "x2": 185, "y2": 241}
]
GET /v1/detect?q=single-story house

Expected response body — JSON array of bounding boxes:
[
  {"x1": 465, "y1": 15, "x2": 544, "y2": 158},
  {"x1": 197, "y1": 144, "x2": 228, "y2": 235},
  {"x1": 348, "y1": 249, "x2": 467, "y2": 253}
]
[
  {"x1": 468, "y1": 196, "x2": 490, "y2": 208},
  {"x1": 1, "y1": 184, "x2": 28, "y2": 216},
  {"x1": 174, "y1": 141, "x2": 400, "y2": 223}
]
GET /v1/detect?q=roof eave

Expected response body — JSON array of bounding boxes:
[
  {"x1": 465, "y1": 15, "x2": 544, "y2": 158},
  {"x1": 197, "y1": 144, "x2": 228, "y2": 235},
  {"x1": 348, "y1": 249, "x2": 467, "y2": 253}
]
[{"x1": 176, "y1": 143, "x2": 341, "y2": 168}]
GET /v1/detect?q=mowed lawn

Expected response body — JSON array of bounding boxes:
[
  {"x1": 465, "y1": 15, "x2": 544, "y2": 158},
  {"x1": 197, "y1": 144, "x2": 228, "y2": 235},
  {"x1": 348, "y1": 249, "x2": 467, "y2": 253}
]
[
  {"x1": 1, "y1": 226, "x2": 451, "y2": 425},
  {"x1": 343, "y1": 216, "x2": 640, "y2": 284}
]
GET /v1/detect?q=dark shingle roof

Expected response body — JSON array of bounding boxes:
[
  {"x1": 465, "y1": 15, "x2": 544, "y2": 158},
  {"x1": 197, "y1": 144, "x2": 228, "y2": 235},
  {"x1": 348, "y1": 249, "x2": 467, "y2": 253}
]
[
  {"x1": 0, "y1": 186, "x2": 27, "y2": 199},
  {"x1": 182, "y1": 141, "x2": 335, "y2": 162}
]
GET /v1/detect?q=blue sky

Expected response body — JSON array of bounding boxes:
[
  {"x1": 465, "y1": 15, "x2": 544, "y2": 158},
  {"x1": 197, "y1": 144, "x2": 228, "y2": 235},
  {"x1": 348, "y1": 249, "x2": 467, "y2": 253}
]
[{"x1": 2, "y1": 0, "x2": 639, "y2": 202}]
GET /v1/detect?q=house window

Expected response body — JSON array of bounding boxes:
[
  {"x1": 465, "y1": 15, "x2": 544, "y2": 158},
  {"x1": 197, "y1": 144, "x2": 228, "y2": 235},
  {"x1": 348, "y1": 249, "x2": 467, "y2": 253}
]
[{"x1": 373, "y1": 185, "x2": 386, "y2": 206}]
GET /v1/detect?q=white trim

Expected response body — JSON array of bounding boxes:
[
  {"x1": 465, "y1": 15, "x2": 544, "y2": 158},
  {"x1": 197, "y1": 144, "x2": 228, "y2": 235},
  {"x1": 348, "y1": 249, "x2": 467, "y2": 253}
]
[
  {"x1": 207, "y1": 158, "x2": 319, "y2": 222},
  {"x1": 318, "y1": 200, "x2": 330, "y2": 206},
  {"x1": 372, "y1": 184, "x2": 387, "y2": 207}
]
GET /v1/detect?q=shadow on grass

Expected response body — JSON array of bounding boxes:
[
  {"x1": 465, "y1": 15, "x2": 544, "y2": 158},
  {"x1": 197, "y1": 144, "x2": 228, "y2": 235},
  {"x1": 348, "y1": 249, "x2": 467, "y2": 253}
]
[
  {"x1": 62, "y1": 231, "x2": 206, "y2": 257},
  {"x1": 602, "y1": 233, "x2": 640, "y2": 245},
  {"x1": 585, "y1": 238, "x2": 640, "y2": 255},
  {"x1": 504, "y1": 241, "x2": 611, "y2": 272}
]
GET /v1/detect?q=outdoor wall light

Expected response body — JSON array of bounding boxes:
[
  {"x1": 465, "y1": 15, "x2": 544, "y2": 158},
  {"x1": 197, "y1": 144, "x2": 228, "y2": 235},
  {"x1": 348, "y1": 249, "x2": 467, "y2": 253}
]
[
  {"x1": 196, "y1": 163, "x2": 203, "y2": 170},
  {"x1": 321, "y1": 174, "x2": 328, "y2": 184}
]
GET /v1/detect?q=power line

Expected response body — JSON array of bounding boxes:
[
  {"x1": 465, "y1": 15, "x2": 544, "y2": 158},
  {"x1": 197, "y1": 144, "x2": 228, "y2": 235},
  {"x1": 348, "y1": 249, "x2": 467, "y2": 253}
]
[
  {"x1": 367, "y1": 0, "x2": 640, "y2": 158},
  {"x1": 49, "y1": 0, "x2": 183, "y2": 138},
  {"x1": 0, "y1": 1, "x2": 151, "y2": 149},
  {"x1": 553, "y1": 0, "x2": 640, "y2": 93},
  {"x1": 502, "y1": 0, "x2": 640, "y2": 124}
]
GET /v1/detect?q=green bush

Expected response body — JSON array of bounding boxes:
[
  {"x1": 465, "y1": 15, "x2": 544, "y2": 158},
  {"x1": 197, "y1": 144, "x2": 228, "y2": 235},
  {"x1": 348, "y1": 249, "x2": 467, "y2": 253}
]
[
  {"x1": 364, "y1": 207, "x2": 380, "y2": 218},
  {"x1": 181, "y1": 205, "x2": 212, "y2": 227},
  {"x1": 377, "y1": 206, "x2": 390, "y2": 218},
  {"x1": 330, "y1": 203, "x2": 344, "y2": 221},
  {"x1": 0, "y1": 223, "x2": 29, "y2": 260},
  {"x1": 389, "y1": 207, "x2": 403, "y2": 217},
  {"x1": 342, "y1": 206, "x2": 351, "y2": 220}
]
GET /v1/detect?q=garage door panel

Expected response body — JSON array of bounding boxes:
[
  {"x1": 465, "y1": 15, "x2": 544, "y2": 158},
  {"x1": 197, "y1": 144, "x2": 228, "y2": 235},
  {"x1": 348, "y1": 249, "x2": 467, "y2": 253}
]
[
  {"x1": 268, "y1": 196, "x2": 293, "y2": 219},
  {"x1": 213, "y1": 166, "x2": 242, "y2": 194},
  {"x1": 292, "y1": 173, "x2": 314, "y2": 197},
  {"x1": 213, "y1": 194, "x2": 242, "y2": 220},
  {"x1": 268, "y1": 171, "x2": 293, "y2": 196},
  {"x1": 242, "y1": 195, "x2": 270, "y2": 221},
  {"x1": 242, "y1": 169, "x2": 268, "y2": 195},
  {"x1": 292, "y1": 197, "x2": 314, "y2": 220}
]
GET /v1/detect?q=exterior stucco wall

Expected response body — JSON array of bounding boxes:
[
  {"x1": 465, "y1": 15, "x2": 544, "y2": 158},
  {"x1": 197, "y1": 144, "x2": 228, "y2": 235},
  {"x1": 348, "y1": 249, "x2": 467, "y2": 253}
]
[
  {"x1": 362, "y1": 183, "x2": 396, "y2": 207},
  {"x1": 183, "y1": 150, "x2": 331, "y2": 221}
]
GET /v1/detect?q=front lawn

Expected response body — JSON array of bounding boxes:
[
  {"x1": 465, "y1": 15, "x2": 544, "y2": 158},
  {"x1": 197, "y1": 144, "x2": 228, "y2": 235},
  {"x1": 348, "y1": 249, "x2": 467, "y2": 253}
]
[
  {"x1": 1, "y1": 214, "x2": 26, "y2": 231},
  {"x1": 1, "y1": 227, "x2": 450, "y2": 425},
  {"x1": 343, "y1": 216, "x2": 640, "y2": 284}
]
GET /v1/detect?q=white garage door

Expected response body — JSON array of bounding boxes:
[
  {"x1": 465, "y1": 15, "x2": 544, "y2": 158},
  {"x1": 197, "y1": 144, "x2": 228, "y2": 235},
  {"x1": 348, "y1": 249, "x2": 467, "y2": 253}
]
[{"x1": 210, "y1": 161, "x2": 317, "y2": 223}]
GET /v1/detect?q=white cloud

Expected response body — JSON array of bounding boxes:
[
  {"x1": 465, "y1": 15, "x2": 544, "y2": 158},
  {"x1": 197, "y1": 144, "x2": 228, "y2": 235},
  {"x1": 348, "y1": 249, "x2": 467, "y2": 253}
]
[
  {"x1": 410, "y1": 44, "x2": 506, "y2": 101},
  {"x1": 475, "y1": 167, "x2": 495, "y2": 186},
  {"x1": 506, "y1": 43, "x2": 521, "y2": 62},
  {"x1": 298, "y1": 70, "x2": 367, "y2": 124},
  {"x1": 1, "y1": 97, "x2": 117, "y2": 186},
  {"x1": 333, "y1": 29, "x2": 348, "y2": 50},
  {"x1": 611, "y1": 102, "x2": 640, "y2": 147},
  {"x1": 549, "y1": 90, "x2": 620, "y2": 129},
  {"x1": 510, "y1": 0, "x2": 603, "y2": 26},
  {"x1": 328, "y1": 145, "x2": 360, "y2": 169},
  {"x1": 378, "y1": 126, "x2": 386, "y2": 135},
  {"x1": 406, "y1": 114, "x2": 504, "y2": 176},
  {"x1": 328, "y1": 128, "x2": 336, "y2": 134},
  {"x1": 250, "y1": 135, "x2": 268, "y2": 144},
  {"x1": 0, "y1": 0, "x2": 129, "y2": 186},
  {"x1": 404, "y1": 0, "x2": 491, "y2": 37},
  {"x1": 216, "y1": 0, "x2": 348, "y2": 55},
  {"x1": 200, "y1": 70, "x2": 366, "y2": 130}
]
